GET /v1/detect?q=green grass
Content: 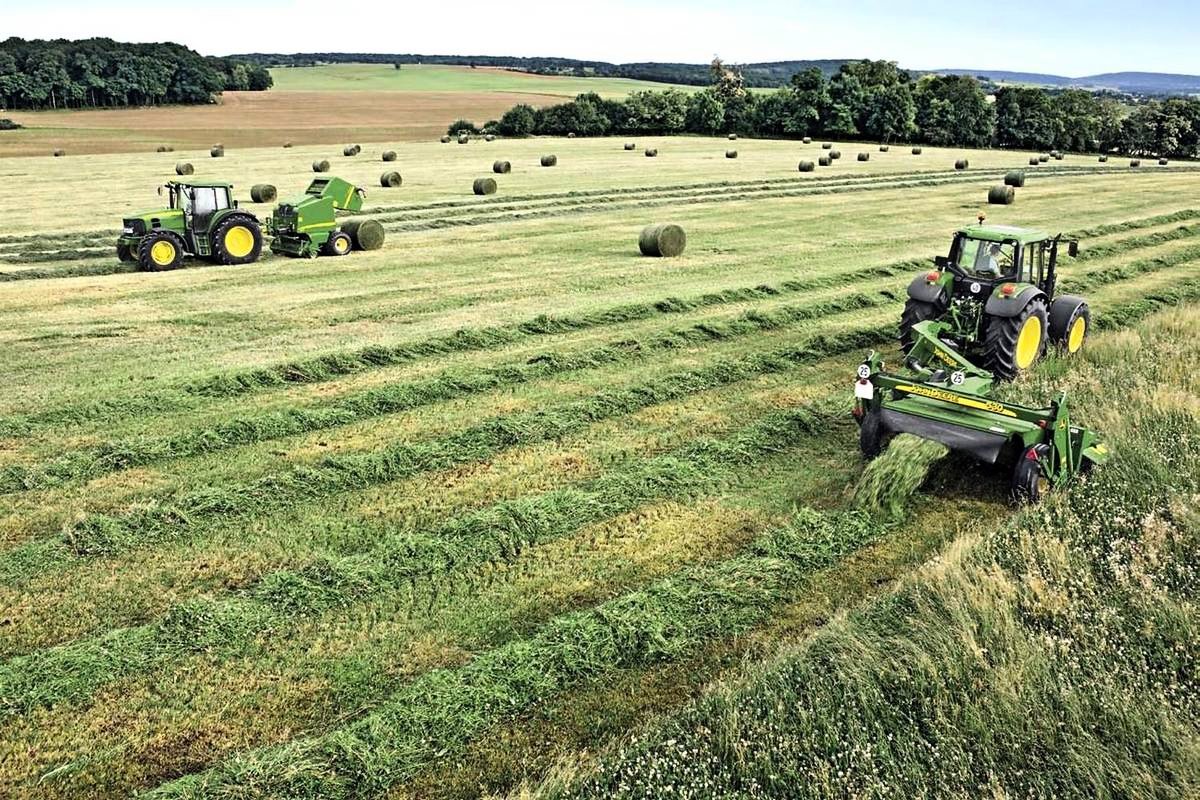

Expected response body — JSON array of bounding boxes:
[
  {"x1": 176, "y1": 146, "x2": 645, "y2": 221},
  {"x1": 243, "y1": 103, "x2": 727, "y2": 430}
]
[
  {"x1": 267, "y1": 63, "x2": 695, "y2": 97},
  {"x1": 0, "y1": 132, "x2": 1198, "y2": 798}
]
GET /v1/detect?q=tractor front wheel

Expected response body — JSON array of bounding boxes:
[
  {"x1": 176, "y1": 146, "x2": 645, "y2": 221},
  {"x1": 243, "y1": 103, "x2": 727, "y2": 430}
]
[
  {"x1": 899, "y1": 298, "x2": 941, "y2": 353},
  {"x1": 1011, "y1": 445, "x2": 1050, "y2": 503},
  {"x1": 983, "y1": 297, "x2": 1048, "y2": 381},
  {"x1": 322, "y1": 231, "x2": 353, "y2": 257},
  {"x1": 212, "y1": 215, "x2": 263, "y2": 266},
  {"x1": 137, "y1": 231, "x2": 185, "y2": 272},
  {"x1": 116, "y1": 243, "x2": 135, "y2": 263},
  {"x1": 1049, "y1": 299, "x2": 1090, "y2": 355}
]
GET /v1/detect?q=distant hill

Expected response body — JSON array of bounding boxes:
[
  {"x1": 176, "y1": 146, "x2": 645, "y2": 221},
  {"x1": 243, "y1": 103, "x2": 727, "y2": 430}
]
[
  {"x1": 936, "y1": 68, "x2": 1200, "y2": 94},
  {"x1": 231, "y1": 53, "x2": 1200, "y2": 95}
]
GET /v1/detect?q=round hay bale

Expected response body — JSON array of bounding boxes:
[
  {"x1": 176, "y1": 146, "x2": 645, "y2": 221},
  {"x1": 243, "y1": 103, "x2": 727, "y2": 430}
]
[
  {"x1": 638, "y1": 224, "x2": 687, "y2": 258},
  {"x1": 1098, "y1": 155, "x2": 1108, "y2": 163},
  {"x1": 821, "y1": 142, "x2": 833, "y2": 149},
  {"x1": 313, "y1": 159, "x2": 331, "y2": 173},
  {"x1": 1029, "y1": 157, "x2": 1040, "y2": 166},
  {"x1": 728, "y1": 133, "x2": 738, "y2": 141},
  {"x1": 541, "y1": 154, "x2": 557, "y2": 167},
  {"x1": 485, "y1": 134, "x2": 496, "y2": 142},
  {"x1": 726, "y1": 150, "x2": 738, "y2": 159},
  {"x1": 857, "y1": 152, "x2": 870, "y2": 162},
  {"x1": 458, "y1": 135, "x2": 470, "y2": 145},
  {"x1": 493, "y1": 160, "x2": 511, "y2": 174},
  {"x1": 1130, "y1": 159, "x2": 1141, "y2": 168},
  {"x1": 988, "y1": 185, "x2": 1016, "y2": 205},
  {"x1": 879, "y1": 145, "x2": 889, "y2": 152},
  {"x1": 175, "y1": 162, "x2": 195, "y2": 176},
  {"x1": 441, "y1": 135, "x2": 452, "y2": 144},
  {"x1": 283, "y1": 142, "x2": 293, "y2": 148},
  {"x1": 829, "y1": 150, "x2": 841, "y2": 160},
  {"x1": 798, "y1": 160, "x2": 815, "y2": 172},
  {"x1": 624, "y1": 142, "x2": 636, "y2": 151},
  {"x1": 912, "y1": 147, "x2": 923, "y2": 155},
  {"x1": 1004, "y1": 170, "x2": 1026, "y2": 188},
  {"x1": 382, "y1": 150, "x2": 398, "y2": 162},
  {"x1": 250, "y1": 184, "x2": 277, "y2": 203},
  {"x1": 343, "y1": 145, "x2": 361, "y2": 157},
  {"x1": 1038, "y1": 154, "x2": 1049, "y2": 163},
  {"x1": 955, "y1": 159, "x2": 969, "y2": 170},
  {"x1": 473, "y1": 177, "x2": 498, "y2": 195},
  {"x1": 380, "y1": 171, "x2": 403, "y2": 188},
  {"x1": 645, "y1": 148, "x2": 658, "y2": 158},
  {"x1": 802, "y1": 136, "x2": 812, "y2": 144},
  {"x1": 567, "y1": 132, "x2": 576, "y2": 139},
  {"x1": 156, "y1": 145, "x2": 173, "y2": 153},
  {"x1": 818, "y1": 155, "x2": 832, "y2": 167},
  {"x1": 52, "y1": 149, "x2": 65, "y2": 157},
  {"x1": 210, "y1": 146, "x2": 224, "y2": 158},
  {"x1": 1159, "y1": 158, "x2": 1169, "y2": 166},
  {"x1": 1054, "y1": 153, "x2": 1064, "y2": 161},
  {"x1": 341, "y1": 219, "x2": 385, "y2": 251}
]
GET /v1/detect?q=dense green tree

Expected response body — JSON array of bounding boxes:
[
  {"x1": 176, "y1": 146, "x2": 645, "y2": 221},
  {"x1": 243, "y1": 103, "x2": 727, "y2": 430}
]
[
  {"x1": 993, "y1": 87, "x2": 1060, "y2": 150},
  {"x1": 784, "y1": 67, "x2": 827, "y2": 136},
  {"x1": 497, "y1": 104, "x2": 537, "y2": 137},
  {"x1": 915, "y1": 74, "x2": 994, "y2": 146},
  {"x1": 685, "y1": 90, "x2": 725, "y2": 135}
]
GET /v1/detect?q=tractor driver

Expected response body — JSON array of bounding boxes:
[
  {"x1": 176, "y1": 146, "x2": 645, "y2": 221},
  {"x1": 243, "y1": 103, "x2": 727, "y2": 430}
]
[{"x1": 974, "y1": 243, "x2": 1005, "y2": 277}]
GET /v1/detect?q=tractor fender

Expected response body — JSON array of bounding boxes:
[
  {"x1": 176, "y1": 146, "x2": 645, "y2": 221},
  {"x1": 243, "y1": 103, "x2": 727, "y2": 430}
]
[
  {"x1": 212, "y1": 208, "x2": 260, "y2": 228},
  {"x1": 906, "y1": 274, "x2": 947, "y2": 306},
  {"x1": 985, "y1": 285, "x2": 1045, "y2": 318},
  {"x1": 1048, "y1": 294, "x2": 1088, "y2": 340}
]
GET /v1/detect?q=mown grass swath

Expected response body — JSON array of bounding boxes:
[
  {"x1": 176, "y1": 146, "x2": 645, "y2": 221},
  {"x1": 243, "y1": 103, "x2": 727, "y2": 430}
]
[
  {"x1": 0, "y1": 404, "x2": 841, "y2": 717},
  {"x1": 0, "y1": 324, "x2": 895, "y2": 579},
  {"x1": 544, "y1": 380, "x2": 1200, "y2": 800}
]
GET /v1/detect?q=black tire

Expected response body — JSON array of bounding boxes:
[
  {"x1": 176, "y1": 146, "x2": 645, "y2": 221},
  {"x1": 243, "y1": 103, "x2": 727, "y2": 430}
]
[
  {"x1": 322, "y1": 231, "x2": 353, "y2": 257},
  {"x1": 211, "y1": 215, "x2": 263, "y2": 266},
  {"x1": 899, "y1": 298, "x2": 942, "y2": 353},
  {"x1": 983, "y1": 297, "x2": 1048, "y2": 381},
  {"x1": 137, "y1": 230, "x2": 185, "y2": 272},
  {"x1": 859, "y1": 410, "x2": 889, "y2": 459},
  {"x1": 1011, "y1": 445, "x2": 1049, "y2": 503},
  {"x1": 116, "y1": 243, "x2": 135, "y2": 263},
  {"x1": 1049, "y1": 298, "x2": 1090, "y2": 355}
]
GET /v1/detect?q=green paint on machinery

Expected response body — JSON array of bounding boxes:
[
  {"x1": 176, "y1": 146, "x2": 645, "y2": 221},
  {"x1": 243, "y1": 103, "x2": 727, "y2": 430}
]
[
  {"x1": 267, "y1": 177, "x2": 376, "y2": 258},
  {"x1": 115, "y1": 177, "x2": 383, "y2": 269},
  {"x1": 900, "y1": 216, "x2": 1089, "y2": 382},
  {"x1": 854, "y1": 220, "x2": 1104, "y2": 503},
  {"x1": 116, "y1": 181, "x2": 263, "y2": 271}
]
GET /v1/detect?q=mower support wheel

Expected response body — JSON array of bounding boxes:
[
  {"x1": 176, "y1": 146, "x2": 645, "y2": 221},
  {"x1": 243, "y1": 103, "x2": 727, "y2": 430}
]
[
  {"x1": 1011, "y1": 444, "x2": 1050, "y2": 503},
  {"x1": 983, "y1": 297, "x2": 1048, "y2": 381},
  {"x1": 859, "y1": 410, "x2": 889, "y2": 459}
]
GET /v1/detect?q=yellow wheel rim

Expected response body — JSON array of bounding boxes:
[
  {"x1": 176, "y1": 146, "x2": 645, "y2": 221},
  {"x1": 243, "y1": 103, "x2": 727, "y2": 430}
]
[
  {"x1": 1015, "y1": 315, "x2": 1042, "y2": 369},
  {"x1": 1067, "y1": 315, "x2": 1086, "y2": 353},
  {"x1": 150, "y1": 240, "x2": 176, "y2": 267},
  {"x1": 224, "y1": 225, "x2": 255, "y2": 258},
  {"x1": 335, "y1": 236, "x2": 350, "y2": 254}
]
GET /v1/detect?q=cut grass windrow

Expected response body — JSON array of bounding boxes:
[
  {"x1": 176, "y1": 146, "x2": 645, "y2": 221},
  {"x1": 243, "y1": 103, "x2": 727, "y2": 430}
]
[
  {"x1": 0, "y1": 258, "x2": 925, "y2": 438},
  {"x1": 0, "y1": 404, "x2": 840, "y2": 717},
  {"x1": 0, "y1": 291, "x2": 890, "y2": 494},
  {"x1": 0, "y1": 325, "x2": 895, "y2": 582},
  {"x1": 1073, "y1": 221, "x2": 1200, "y2": 262},
  {"x1": 147, "y1": 505, "x2": 887, "y2": 800}
]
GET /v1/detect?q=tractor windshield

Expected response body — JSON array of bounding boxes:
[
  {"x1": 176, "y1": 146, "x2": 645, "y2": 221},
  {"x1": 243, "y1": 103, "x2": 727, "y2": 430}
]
[{"x1": 960, "y1": 237, "x2": 1016, "y2": 278}]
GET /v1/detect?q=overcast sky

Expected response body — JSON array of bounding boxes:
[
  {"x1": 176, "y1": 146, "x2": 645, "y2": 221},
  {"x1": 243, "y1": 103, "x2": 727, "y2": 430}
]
[{"x1": 6, "y1": 0, "x2": 1198, "y2": 76}]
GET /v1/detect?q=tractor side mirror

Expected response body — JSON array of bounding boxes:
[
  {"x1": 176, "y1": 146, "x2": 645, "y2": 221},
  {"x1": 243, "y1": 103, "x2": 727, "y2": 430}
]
[
  {"x1": 1067, "y1": 241, "x2": 1079, "y2": 258},
  {"x1": 157, "y1": 185, "x2": 164, "y2": 197}
]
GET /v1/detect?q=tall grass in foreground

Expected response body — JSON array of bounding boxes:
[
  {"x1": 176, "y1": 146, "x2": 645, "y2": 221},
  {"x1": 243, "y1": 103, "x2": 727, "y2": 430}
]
[{"x1": 538, "y1": 310, "x2": 1200, "y2": 800}]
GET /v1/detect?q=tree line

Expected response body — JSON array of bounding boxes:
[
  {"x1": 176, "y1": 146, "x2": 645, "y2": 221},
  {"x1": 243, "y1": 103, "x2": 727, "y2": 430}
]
[
  {"x1": 0, "y1": 38, "x2": 272, "y2": 111},
  {"x1": 465, "y1": 60, "x2": 1199, "y2": 159}
]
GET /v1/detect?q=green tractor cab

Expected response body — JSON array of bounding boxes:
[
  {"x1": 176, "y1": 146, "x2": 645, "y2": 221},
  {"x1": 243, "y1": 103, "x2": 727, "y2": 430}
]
[
  {"x1": 901, "y1": 218, "x2": 1088, "y2": 381},
  {"x1": 116, "y1": 181, "x2": 262, "y2": 271},
  {"x1": 854, "y1": 319, "x2": 1107, "y2": 503},
  {"x1": 267, "y1": 177, "x2": 371, "y2": 258}
]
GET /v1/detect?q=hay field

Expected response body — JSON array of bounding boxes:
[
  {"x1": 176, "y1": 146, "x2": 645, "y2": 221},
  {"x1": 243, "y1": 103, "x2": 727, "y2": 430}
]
[
  {"x1": 1, "y1": 134, "x2": 1198, "y2": 799},
  {"x1": 0, "y1": 65, "x2": 692, "y2": 157}
]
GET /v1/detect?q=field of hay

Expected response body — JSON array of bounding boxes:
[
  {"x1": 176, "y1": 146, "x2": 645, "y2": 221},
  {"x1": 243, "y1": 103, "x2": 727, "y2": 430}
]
[{"x1": 1, "y1": 132, "x2": 1198, "y2": 799}]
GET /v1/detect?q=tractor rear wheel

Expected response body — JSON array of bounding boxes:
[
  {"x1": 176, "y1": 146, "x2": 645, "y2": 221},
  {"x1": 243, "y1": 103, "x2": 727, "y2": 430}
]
[
  {"x1": 137, "y1": 231, "x2": 185, "y2": 272},
  {"x1": 322, "y1": 231, "x2": 353, "y2": 257},
  {"x1": 212, "y1": 215, "x2": 263, "y2": 266},
  {"x1": 899, "y1": 298, "x2": 941, "y2": 353},
  {"x1": 116, "y1": 243, "x2": 135, "y2": 263},
  {"x1": 982, "y1": 297, "x2": 1048, "y2": 381},
  {"x1": 1011, "y1": 445, "x2": 1050, "y2": 503}
]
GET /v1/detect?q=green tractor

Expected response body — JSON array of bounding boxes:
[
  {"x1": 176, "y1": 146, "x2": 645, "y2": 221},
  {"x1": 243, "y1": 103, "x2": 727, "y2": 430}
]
[
  {"x1": 900, "y1": 218, "x2": 1089, "y2": 381},
  {"x1": 117, "y1": 181, "x2": 263, "y2": 271}
]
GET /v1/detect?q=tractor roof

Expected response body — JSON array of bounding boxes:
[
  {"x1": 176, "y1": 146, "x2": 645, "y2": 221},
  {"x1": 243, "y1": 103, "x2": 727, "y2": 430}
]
[
  {"x1": 959, "y1": 224, "x2": 1052, "y2": 245},
  {"x1": 167, "y1": 180, "x2": 234, "y2": 189}
]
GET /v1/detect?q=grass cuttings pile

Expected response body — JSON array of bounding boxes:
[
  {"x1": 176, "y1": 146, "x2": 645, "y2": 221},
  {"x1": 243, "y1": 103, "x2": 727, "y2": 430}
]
[{"x1": 853, "y1": 433, "x2": 948, "y2": 519}]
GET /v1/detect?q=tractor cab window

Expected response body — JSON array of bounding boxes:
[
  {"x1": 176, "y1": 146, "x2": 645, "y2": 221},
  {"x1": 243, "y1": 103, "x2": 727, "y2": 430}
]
[
  {"x1": 188, "y1": 187, "x2": 230, "y2": 229},
  {"x1": 961, "y1": 238, "x2": 1015, "y2": 278}
]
